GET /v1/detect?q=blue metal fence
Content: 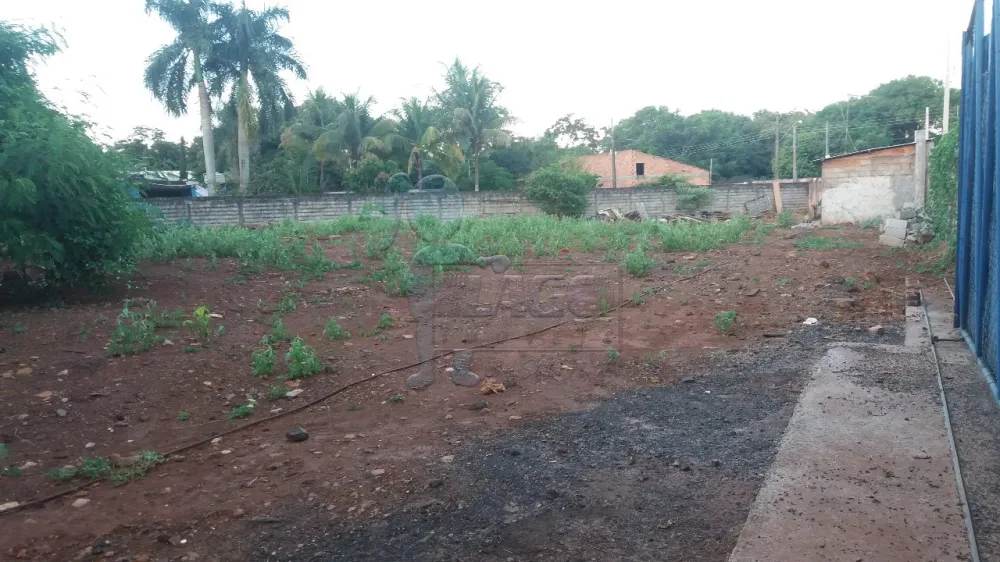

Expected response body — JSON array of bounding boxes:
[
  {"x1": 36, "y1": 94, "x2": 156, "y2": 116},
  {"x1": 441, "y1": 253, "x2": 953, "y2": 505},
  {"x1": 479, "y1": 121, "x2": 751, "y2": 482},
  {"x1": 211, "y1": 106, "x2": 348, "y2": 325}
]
[{"x1": 957, "y1": 0, "x2": 1000, "y2": 399}]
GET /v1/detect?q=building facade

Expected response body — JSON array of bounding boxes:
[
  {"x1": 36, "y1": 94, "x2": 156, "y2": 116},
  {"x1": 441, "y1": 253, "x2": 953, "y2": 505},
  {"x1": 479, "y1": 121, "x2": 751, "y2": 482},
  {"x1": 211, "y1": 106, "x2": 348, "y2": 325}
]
[{"x1": 576, "y1": 149, "x2": 711, "y2": 188}]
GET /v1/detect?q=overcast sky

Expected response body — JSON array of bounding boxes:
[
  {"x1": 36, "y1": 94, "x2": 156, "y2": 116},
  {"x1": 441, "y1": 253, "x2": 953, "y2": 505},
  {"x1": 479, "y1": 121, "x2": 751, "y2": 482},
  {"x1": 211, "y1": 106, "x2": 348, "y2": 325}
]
[{"x1": 6, "y1": 0, "x2": 971, "y2": 145}]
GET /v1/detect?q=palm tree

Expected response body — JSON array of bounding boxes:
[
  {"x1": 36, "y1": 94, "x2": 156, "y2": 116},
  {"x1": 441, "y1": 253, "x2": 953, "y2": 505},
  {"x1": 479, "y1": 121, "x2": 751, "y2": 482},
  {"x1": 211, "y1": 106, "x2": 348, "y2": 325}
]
[
  {"x1": 143, "y1": 0, "x2": 221, "y2": 193},
  {"x1": 392, "y1": 97, "x2": 463, "y2": 182},
  {"x1": 281, "y1": 88, "x2": 341, "y2": 189},
  {"x1": 436, "y1": 59, "x2": 515, "y2": 191},
  {"x1": 332, "y1": 93, "x2": 399, "y2": 169},
  {"x1": 207, "y1": 3, "x2": 306, "y2": 192}
]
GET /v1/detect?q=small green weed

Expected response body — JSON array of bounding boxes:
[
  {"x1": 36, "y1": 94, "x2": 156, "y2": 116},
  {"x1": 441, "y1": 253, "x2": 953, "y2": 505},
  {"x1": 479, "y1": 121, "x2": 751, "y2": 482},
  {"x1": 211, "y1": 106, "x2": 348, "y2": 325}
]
[
  {"x1": 227, "y1": 401, "x2": 256, "y2": 420},
  {"x1": 362, "y1": 313, "x2": 394, "y2": 336},
  {"x1": 284, "y1": 337, "x2": 323, "y2": 379},
  {"x1": 177, "y1": 411, "x2": 191, "y2": 421},
  {"x1": 859, "y1": 216, "x2": 883, "y2": 229},
  {"x1": 278, "y1": 293, "x2": 297, "y2": 315},
  {"x1": 76, "y1": 323, "x2": 92, "y2": 343},
  {"x1": 862, "y1": 281, "x2": 875, "y2": 290},
  {"x1": 182, "y1": 345, "x2": 204, "y2": 353},
  {"x1": 387, "y1": 394, "x2": 405, "y2": 404},
  {"x1": 12, "y1": 322, "x2": 26, "y2": 335},
  {"x1": 569, "y1": 345, "x2": 580, "y2": 352},
  {"x1": 843, "y1": 278, "x2": 857, "y2": 290},
  {"x1": 78, "y1": 456, "x2": 113, "y2": 479},
  {"x1": 623, "y1": 244, "x2": 654, "y2": 278},
  {"x1": 110, "y1": 451, "x2": 165, "y2": 485},
  {"x1": 597, "y1": 288, "x2": 611, "y2": 316},
  {"x1": 107, "y1": 302, "x2": 158, "y2": 357},
  {"x1": 262, "y1": 319, "x2": 294, "y2": 345},
  {"x1": 606, "y1": 347, "x2": 620, "y2": 361},
  {"x1": 777, "y1": 278, "x2": 792, "y2": 287},
  {"x1": 182, "y1": 306, "x2": 213, "y2": 342},
  {"x1": 679, "y1": 299, "x2": 689, "y2": 306},
  {"x1": 44, "y1": 466, "x2": 78, "y2": 482},
  {"x1": 324, "y1": 318, "x2": 351, "y2": 340},
  {"x1": 252, "y1": 346, "x2": 277, "y2": 377},
  {"x1": 776, "y1": 211, "x2": 796, "y2": 228},
  {"x1": 714, "y1": 311, "x2": 737, "y2": 334},
  {"x1": 268, "y1": 386, "x2": 288, "y2": 401},
  {"x1": 631, "y1": 291, "x2": 645, "y2": 305},
  {"x1": 793, "y1": 237, "x2": 862, "y2": 250}
]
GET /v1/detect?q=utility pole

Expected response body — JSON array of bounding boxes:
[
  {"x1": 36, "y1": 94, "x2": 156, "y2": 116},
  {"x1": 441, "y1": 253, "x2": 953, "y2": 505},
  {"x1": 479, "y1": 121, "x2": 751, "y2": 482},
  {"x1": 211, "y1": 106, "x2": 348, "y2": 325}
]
[
  {"x1": 944, "y1": 42, "x2": 951, "y2": 134},
  {"x1": 792, "y1": 123, "x2": 798, "y2": 182},
  {"x1": 610, "y1": 119, "x2": 617, "y2": 189},
  {"x1": 773, "y1": 117, "x2": 780, "y2": 180},
  {"x1": 709, "y1": 158, "x2": 714, "y2": 185},
  {"x1": 772, "y1": 116, "x2": 783, "y2": 213},
  {"x1": 825, "y1": 122, "x2": 830, "y2": 158},
  {"x1": 925, "y1": 107, "x2": 930, "y2": 134}
]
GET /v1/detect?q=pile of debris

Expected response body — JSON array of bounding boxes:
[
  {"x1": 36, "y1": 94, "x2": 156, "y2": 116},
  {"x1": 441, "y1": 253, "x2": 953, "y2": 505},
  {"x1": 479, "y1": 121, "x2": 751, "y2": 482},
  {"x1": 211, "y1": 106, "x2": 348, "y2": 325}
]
[
  {"x1": 597, "y1": 203, "x2": 731, "y2": 223},
  {"x1": 879, "y1": 204, "x2": 934, "y2": 247}
]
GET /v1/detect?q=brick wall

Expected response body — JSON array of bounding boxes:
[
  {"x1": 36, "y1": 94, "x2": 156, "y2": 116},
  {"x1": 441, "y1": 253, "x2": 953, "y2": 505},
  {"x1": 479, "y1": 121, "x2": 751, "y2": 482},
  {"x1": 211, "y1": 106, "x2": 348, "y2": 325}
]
[
  {"x1": 147, "y1": 182, "x2": 810, "y2": 227},
  {"x1": 577, "y1": 150, "x2": 712, "y2": 187},
  {"x1": 820, "y1": 144, "x2": 920, "y2": 224}
]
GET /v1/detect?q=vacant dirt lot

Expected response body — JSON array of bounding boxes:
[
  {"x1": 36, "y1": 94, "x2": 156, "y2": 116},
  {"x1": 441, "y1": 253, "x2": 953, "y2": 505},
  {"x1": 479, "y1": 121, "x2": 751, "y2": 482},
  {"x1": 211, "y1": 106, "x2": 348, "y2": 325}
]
[{"x1": 0, "y1": 222, "x2": 946, "y2": 561}]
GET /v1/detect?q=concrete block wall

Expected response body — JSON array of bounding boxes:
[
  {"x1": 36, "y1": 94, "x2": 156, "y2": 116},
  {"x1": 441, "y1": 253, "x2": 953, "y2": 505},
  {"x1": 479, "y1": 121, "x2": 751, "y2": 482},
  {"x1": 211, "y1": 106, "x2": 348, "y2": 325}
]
[{"x1": 147, "y1": 183, "x2": 810, "y2": 227}]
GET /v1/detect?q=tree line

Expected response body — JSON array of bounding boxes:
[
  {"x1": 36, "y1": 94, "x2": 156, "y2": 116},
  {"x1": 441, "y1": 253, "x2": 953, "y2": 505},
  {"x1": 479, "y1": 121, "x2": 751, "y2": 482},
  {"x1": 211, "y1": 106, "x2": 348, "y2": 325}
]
[{"x1": 136, "y1": 1, "x2": 959, "y2": 195}]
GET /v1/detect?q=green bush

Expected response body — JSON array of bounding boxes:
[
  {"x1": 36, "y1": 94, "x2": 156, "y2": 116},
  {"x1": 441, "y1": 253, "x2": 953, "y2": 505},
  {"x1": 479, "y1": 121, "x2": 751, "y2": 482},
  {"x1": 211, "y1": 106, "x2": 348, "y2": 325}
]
[
  {"x1": 523, "y1": 164, "x2": 598, "y2": 218},
  {"x1": 284, "y1": 337, "x2": 323, "y2": 379},
  {"x1": 927, "y1": 128, "x2": 959, "y2": 256},
  {"x1": 675, "y1": 186, "x2": 713, "y2": 211},
  {"x1": 635, "y1": 174, "x2": 693, "y2": 188},
  {"x1": 0, "y1": 24, "x2": 149, "y2": 286},
  {"x1": 344, "y1": 158, "x2": 398, "y2": 194},
  {"x1": 776, "y1": 210, "x2": 796, "y2": 228},
  {"x1": 386, "y1": 172, "x2": 412, "y2": 193}
]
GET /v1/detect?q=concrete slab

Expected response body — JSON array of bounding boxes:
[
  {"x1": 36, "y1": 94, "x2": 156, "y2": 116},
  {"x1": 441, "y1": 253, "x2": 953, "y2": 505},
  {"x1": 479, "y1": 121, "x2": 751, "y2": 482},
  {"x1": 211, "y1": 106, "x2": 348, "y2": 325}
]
[
  {"x1": 879, "y1": 233, "x2": 905, "y2": 247},
  {"x1": 728, "y1": 345, "x2": 969, "y2": 562},
  {"x1": 884, "y1": 217, "x2": 909, "y2": 239}
]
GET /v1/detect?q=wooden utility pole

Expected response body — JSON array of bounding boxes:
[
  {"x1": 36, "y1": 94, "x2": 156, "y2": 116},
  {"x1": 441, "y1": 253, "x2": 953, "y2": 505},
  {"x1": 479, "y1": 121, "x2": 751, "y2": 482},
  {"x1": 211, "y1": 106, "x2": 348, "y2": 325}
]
[
  {"x1": 792, "y1": 123, "x2": 798, "y2": 182},
  {"x1": 610, "y1": 119, "x2": 617, "y2": 189},
  {"x1": 825, "y1": 122, "x2": 830, "y2": 158}
]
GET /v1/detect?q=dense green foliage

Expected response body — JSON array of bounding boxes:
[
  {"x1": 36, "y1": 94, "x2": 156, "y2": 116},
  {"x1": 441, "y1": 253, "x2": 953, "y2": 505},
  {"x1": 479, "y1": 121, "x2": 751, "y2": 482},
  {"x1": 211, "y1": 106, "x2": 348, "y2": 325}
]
[
  {"x1": 610, "y1": 76, "x2": 959, "y2": 181},
  {"x1": 0, "y1": 23, "x2": 148, "y2": 286},
  {"x1": 523, "y1": 165, "x2": 598, "y2": 218},
  {"x1": 927, "y1": 128, "x2": 959, "y2": 255}
]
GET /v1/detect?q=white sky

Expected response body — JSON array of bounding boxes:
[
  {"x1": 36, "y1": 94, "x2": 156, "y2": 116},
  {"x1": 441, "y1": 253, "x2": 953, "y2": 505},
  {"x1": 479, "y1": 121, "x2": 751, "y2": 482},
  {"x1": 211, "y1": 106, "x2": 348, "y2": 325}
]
[{"x1": 6, "y1": 0, "x2": 971, "y2": 145}]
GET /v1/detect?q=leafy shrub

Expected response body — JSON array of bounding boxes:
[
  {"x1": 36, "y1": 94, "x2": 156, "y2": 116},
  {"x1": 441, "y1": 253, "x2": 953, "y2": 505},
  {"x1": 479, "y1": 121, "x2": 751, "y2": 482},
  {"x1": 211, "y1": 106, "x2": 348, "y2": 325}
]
[
  {"x1": 635, "y1": 174, "x2": 693, "y2": 188},
  {"x1": 252, "y1": 346, "x2": 276, "y2": 377},
  {"x1": 776, "y1": 210, "x2": 796, "y2": 228},
  {"x1": 714, "y1": 311, "x2": 737, "y2": 334},
  {"x1": 284, "y1": 337, "x2": 323, "y2": 379},
  {"x1": 414, "y1": 174, "x2": 459, "y2": 192},
  {"x1": 675, "y1": 186, "x2": 713, "y2": 211},
  {"x1": 107, "y1": 302, "x2": 158, "y2": 356},
  {"x1": 372, "y1": 248, "x2": 415, "y2": 296},
  {"x1": 386, "y1": 172, "x2": 412, "y2": 193},
  {"x1": 183, "y1": 306, "x2": 213, "y2": 342},
  {"x1": 323, "y1": 318, "x2": 351, "y2": 340},
  {"x1": 623, "y1": 240, "x2": 654, "y2": 278},
  {"x1": 344, "y1": 158, "x2": 399, "y2": 194},
  {"x1": 523, "y1": 164, "x2": 598, "y2": 218},
  {"x1": 0, "y1": 24, "x2": 149, "y2": 286},
  {"x1": 458, "y1": 160, "x2": 517, "y2": 191}
]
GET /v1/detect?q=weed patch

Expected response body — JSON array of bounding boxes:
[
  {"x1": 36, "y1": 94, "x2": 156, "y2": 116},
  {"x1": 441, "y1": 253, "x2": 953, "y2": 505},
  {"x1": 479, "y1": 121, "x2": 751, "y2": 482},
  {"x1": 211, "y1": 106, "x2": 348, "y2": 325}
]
[
  {"x1": 284, "y1": 338, "x2": 323, "y2": 379},
  {"x1": 793, "y1": 237, "x2": 862, "y2": 250}
]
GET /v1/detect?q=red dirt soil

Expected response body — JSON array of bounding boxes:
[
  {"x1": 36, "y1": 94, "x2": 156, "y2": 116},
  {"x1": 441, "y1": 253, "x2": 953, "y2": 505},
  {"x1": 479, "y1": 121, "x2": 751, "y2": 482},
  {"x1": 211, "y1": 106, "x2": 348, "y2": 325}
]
[{"x1": 0, "y1": 225, "x2": 946, "y2": 561}]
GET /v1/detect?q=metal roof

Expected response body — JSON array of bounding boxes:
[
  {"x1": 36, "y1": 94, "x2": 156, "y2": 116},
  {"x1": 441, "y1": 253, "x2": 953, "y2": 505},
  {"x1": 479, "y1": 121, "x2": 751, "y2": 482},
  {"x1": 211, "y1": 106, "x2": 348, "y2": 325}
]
[{"x1": 816, "y1": 142, "x2": 916, "y2": 163}]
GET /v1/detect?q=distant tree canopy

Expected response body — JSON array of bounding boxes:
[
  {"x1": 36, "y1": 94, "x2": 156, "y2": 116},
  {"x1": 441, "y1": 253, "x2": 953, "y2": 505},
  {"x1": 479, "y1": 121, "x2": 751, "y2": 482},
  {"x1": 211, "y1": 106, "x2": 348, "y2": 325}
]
[
  {"x1": 609, "y1": 76, "x2": 959, "y2": 181},
  {"x1": 132, "y1": 2, "x2": 961, "y2": 193}
]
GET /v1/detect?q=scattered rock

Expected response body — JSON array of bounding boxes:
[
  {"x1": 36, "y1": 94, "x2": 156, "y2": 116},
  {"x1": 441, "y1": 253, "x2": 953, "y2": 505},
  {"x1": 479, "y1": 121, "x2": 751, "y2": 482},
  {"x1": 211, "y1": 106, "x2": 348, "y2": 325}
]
[
  {"x1": 19, "y1": 461, "x2": 38, "y2": 470},
  {"x1": 210, "y1": 438, "x2": 222, "y2": 445},
  {"x1": 509, "y1": 415, "x2": 522, "y2": 421},
  {"x1": 682, "y1": 377, "x2": 696, "y2": 384},
  {"x1": 36, "y1": 391, "x2": 52, "y2": 400},
  {"x1": 370, "y1": 468, "x2": 386, "y2": 476},
  {"x1": 0, "y1": 501, "x2": 19, "y2": 512},
  {"x1": 343, "y1": 433, "x2": 357, "y2": 440},
  {"x1": 672, "y1": 460, "x2": 681, "y2": 467},
  {"x1": 802, "y1": 317, "x2": 819, "y2": 325},
  {"x1": 17, "y1": 367, "x2": 32, "y2": 376},
  {"x1": 712, "y1": 459, "x2": 722, "y2": 467},
  {"x1": 831, "y1": 298, "x2": 857, "y2": 309},
  {"x1": 16, "y1": 414, "x2": 28, "y2": 421},
  {"x1": 913, "y1": 452, "x2": 931, "y2": 460},
  {"x1": 440, "y1": 455, "x2": 455, "y2": 463},
  {"x1": 428, "y1": 479, "x2": 444, "y2": 489},
  {"x1": 286, "y1": 427, "x2": 309, "y2": 442},
  {"x1": 285, "y1": 389, "x2": 304, "y2": 398},
  {"x1": 745, "y1": 288, "x2": 760, "y2": 297},
  {"x1": 0, "y1": 370, "x2": 11, "y2": 379},
  {"x1": 868, "y1": 325, "x2": 885, "y2": 335},
  {"x1": 444, "y1": 414, "x2": 454, "y2": 420},
  {"x1": 544, "y1": 489, "x2": 561, "y2": 500},
  {"x1": 468, "y1": 401, "x2": 488, "y2": 411},
  {"x1": 819, "y1": 260, "x2": 830, "y2": 268},
  {"x1": 71, "y1": 498, "x2": 90, "y2": 508},
  {"x1": 56, "y1": 409, "x2": 67, "y2": 417},
  {"x1": 163, "y1": 339, "x2": 174, "y2": 346}
]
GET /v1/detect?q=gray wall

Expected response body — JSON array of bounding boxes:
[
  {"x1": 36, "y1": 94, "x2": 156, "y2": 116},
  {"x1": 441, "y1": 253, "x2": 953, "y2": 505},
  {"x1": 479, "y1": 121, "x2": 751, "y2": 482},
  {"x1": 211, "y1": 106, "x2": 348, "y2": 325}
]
[{"x1": 148, "y1": 182, "x2": 811, "y2": 227}]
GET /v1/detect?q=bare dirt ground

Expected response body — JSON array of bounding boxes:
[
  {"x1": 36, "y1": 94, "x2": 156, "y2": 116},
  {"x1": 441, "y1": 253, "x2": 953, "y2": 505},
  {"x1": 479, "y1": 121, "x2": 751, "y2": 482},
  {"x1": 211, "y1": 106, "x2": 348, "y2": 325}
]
[{"x1": 0, "y1": 224, "x2": 949, "y2": 561}]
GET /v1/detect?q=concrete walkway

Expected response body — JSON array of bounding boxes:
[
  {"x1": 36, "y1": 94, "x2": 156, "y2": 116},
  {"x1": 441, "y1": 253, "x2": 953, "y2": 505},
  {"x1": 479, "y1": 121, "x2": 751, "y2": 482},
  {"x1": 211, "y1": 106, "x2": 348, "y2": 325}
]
[{"x1": 729, "y1": 315, "x2": 971, "y2": 561}]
